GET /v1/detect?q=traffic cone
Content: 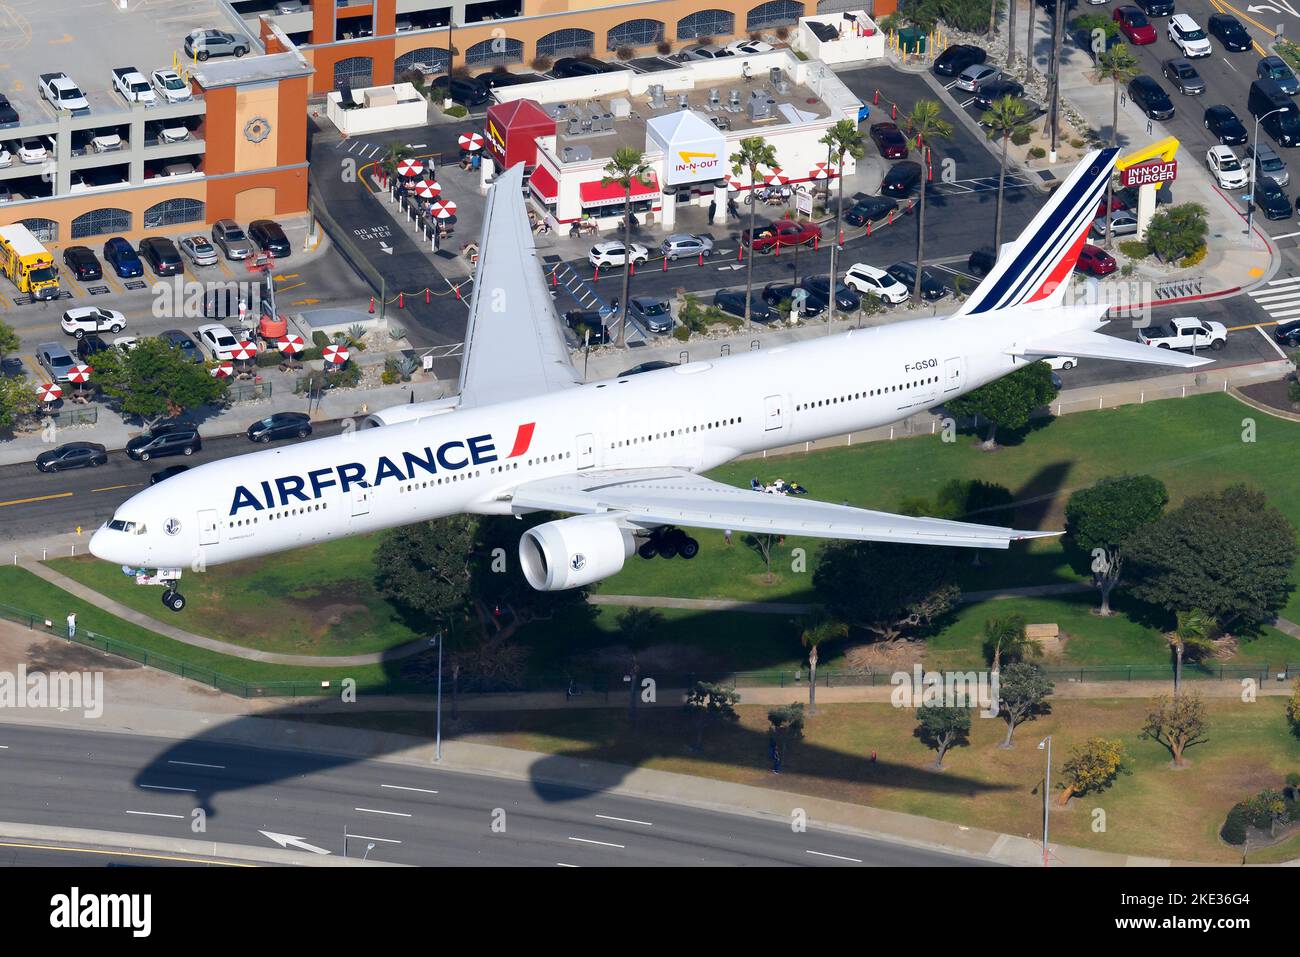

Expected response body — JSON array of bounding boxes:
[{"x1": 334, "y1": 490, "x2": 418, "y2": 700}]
[
  {"x1": 698, "y1": 252, "x2": 704, "y2": 266},
  {"x1": 551, "y1": 269, "x2": 558, "y2": 287},
  {"x1": 888, "y1": 209, "x2": 894, "y2": 225},
  {"x1": 368, "y1": 296, "x2": 375, "y2": 314},
  {"x1": 891, "y1": 103, "x2": 897, "y2": 120},
  {"x1": 425, "y1": 287, "x2": 430, "y2": 304},
  {"x1": 454, "y1": 283, "x2": 461, "y2": 300},
  {"x1": 662, "y1": 256, "x2": 668, "y2": 271},
  {"x1": 866, "y1": 219, "x2": 872, "y2": 236},
  {"x1": 630, "y1": 261, "x2": 635, "y2": 275},
  {"x1": 873, "y1": 89, "x2": 880, "y2": 105},
  {"x1": 594, "y1": 266, "x2": 600, "y2": 281},
  {"x1": 398, "y1": 292, "x2": 405, "y2": 308}
]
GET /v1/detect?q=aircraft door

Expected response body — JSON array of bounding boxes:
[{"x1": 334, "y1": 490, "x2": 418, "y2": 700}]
[
  {"x1": 763, "y1": 394, "x2": 785, "y2": 432},
  {"x1": 576, "y1": 432, "x2": 594, "y2": 470},
  {"x1": 943, "y1": 357, "x2": 964, "y2": 394},
  {"x1": 351, "y1": 483, "x2": 371, "y2": 517},
  {"x1": 197, "y1": 510, "x2": 219, "y2": 546}
]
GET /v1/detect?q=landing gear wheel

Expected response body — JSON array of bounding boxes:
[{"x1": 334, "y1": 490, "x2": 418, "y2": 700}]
[
  {"x1": 162, "y1": 590, "x2": 186, "y2": 612},
  {"x1": 638, "y1": 541, "x2": 657, "y2": 560},
  {"x1": 657, "y1": 538, "x2": 678, "y2": 559},
  {"x1": 678, "y1": 537, "x2": 700, "y2": 559}
]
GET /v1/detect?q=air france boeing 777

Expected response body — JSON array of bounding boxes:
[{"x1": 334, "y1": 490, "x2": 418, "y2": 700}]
[{"x1": 91, "y1": 149, "x2": 1206, "y2": 611}]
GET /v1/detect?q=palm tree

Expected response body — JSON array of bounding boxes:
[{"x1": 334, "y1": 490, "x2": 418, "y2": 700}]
[
  {"x1": 903, "y1": 100, "x2": 953, "y2": 303},
  {"x1": 981, "y1": 95, "x2": 1032, "y2": 253},
  {"x1": 617, "y1": 606, "x2": 662, "y2": 720},
  {"x1": 730, "y1": 136, "x2": 779, "y2": 329},
  {"x1": 1007, "y1": 0, "x2": 1018, "y2": 72},
  {"x1": 818, "y1": 119, "x2": 865, "y2": 329},
  {"x1": 601, "y1": 147, "x2": 652, "y2": 349},
  {"x1": 380, "y1": 142, "x2": 413, "y2": 187},
  {"x1": 1170, "y1": 608, "x2": 1214, "y2": 693},
  {"x1": 1096, "y1": 44, "x2": 1139, "y2": 248},
  {"x1": 799, "y1": 614, "x2": 847, "y2": 714}
]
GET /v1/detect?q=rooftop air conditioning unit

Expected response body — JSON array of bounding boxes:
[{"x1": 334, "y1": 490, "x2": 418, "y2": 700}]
[
  {"x1": 567, "y1": 116, "x2": 580, "y2": 136},
  {"x1": 727, "y1": 89, "x2": 741, "y2": 111},
  {"x1": 648, "y1": 84, "x2": 666, "y2": 108},
  {"x1": 676, "y1": 91, "x2": 690, "y2": 109},
  {"x1": 747, "y1": 91, "x2": 773, "y2": 121},
  {"x1": 708, "y1": 88, "x2": 720, "y2": 108},
  {"x1": 769, "y1": 67, "x2": 789, "y2": 93}
]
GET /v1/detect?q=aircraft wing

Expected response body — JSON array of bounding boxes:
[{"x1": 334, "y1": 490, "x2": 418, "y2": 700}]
[
  {"x1": 456, "y1": 164, "x2": 582, "y2": 408},
  {"x1": 1014, "y1": 329, "x2": 1214, "y2": 368},
  {"x1": 510, "y1": 468, "x2": 1055, "y2": 549}
]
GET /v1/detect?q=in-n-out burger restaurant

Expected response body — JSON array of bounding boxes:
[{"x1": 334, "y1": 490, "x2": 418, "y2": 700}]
[{"x1": 480, "y1": 52, "x2": 863, "y2": 229}]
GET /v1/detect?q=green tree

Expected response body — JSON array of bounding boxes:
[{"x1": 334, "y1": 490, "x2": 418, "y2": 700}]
[
  {"x1": 767, "y1": 702, "x2": 805, "y2": 769},
  {"x1": 915, "y1": 706, "x2": 971, "y2": 768},
  {"x1": 1058, "y1": 736, "x2": 1126, "y2": 804},
  {"x1": 981, "y1": 95, "x2": 1032, "y2": 251},
  {"x1": 617, "y1": 606, "x2": 663, "y2": 720},
  {"x1": 92, "y1": 337, "x2": 226, "y2": 421},
  {"x1": 1142, "y1": 692, "x2": 1208, "y2": 767},
  {"x1": 374, "y1": 515, "x2": 478, "y2": 628},
  {"x1": 0, "y1": 318, "x2": 18, "y2": 365},
  {"x1": 996, "y1": 662, "x2": 1053, "y2": 748},
  {"x1": 901, "y1": 0, "x2": 999, "y2": 33},
  {"x1": 1145, "y1": 203, "x2": 1208, "y2": 262},
  {"x1": 0, "y1": 375, "x2": 37, "y2": 432},
  {"x1": 1170, "y1": 608, "x2": 1215, "y2": 693},
  {"x1": 944, "y1": 360, "x2": 1058, "y2": 448},
  {"x1": 903, "y1": 100, "x2": 953, "y2": 302},
  {"x1": 1094, "y1": 45, "x2": 1139, "y2": 248},
  {"x1": 1064, "y1": 474, "x2": 1169, "y2": 616},
  {"x1": 684, "y1": 681, "x2": 740, "y2": 750},
  {"x1": 601, "y1": 147, "x2": 653, "y2": 349},
  {"x1": 813, "y1": 540, "x2": 961, "y2": 642},
  {"x1": 380, "y1": 141, "x2": 413, "y2": 184},
  {"x1": 982, "y1": 613, "x2": 1041, "y2": 671},
  {"x1": 1287, "y1": 678, "x2": 1300, "y2": 739},
  {"x1": 818, "y1": 119, "x2": 866, "y2": 326},
  {"x1": 470, "y1": 513, "x2": 594, "y2": 638},
  {"x1": 799, "y1": 613, "x2": 847, "y2": 714},
  {"x1": 730, "y1": 136, "x2": 779, "y2": 329},
  {"x1": 1126, "y1": 485, "x2": 1297, "y2": 632}
]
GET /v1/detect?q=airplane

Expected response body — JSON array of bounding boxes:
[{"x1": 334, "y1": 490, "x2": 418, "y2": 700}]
[{"x1": 90, "y1": 148, "x2": 1208, "y2": 612}]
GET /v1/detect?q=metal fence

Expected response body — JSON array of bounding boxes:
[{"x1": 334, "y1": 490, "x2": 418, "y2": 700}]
[
  {"x1": 227, "y1": 380, "x2": 273, "y2": 403},
  {"x1": 41, "y1": 405, "x2": 99, "y2": 428}
]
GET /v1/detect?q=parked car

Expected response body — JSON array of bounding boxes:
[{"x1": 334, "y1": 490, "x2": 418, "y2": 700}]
[
  {"x1": 1203, "y1": 104, "x2": 1248, "y2": 145},
  {"x1": 726, "y1": 38, "x2": 774, "y2": 55},
  {"x1": 1113, "y1": 6, "x2": 1157, "y2": 44},
  {"x1": 149, "y1": 464, "x2": 190, "y2": 485},
  {"x1": 17, "y1": 138, "x2": 46, "y2": 164},
  {"x1": 139, "y1": 237, "x2": 183, "y2": 276},
  {"x1": 428, "y1": 74, "x2": 490, "y2": 107},
  {"x1": 1167, "y1": 14, "x2": 1212, "y2": 57},
  {"x1": 1133, "y1": 0, "x2": 1173, "y2": 16},
  {"x1": 762, "y1": 282, "x2": 825, "y2": 319},
  {"x1": 801, "y1": 276, "x2": 861, "y2": 312},
  {"x1": 886, "y1": 262, "x2": 947, "y2": 301},
  {"x1": 680, "y1": 43, "x2": 735, "y2": 61},
  {"x1": 197, "y1": 323, "x2": 242, "y2": 361},
  {"x1": 1206, "y1": 145, "x2": 1248, "y2": 189},
  {"x1": 869, "y1": 122, "x2": 909, "y2": 159},
  {"x1": 972, "y1": 79, "x2": 1025, "y2": 108},
  {"x1": 76, "y1": 334, "x2": 109, "y2": 362},
  {"x1": 713, "y1": 288, "x2": 777, "y2": 323},
  {"x1": 1091, "y1": 209, "x2": 1140, "y2": 236},
  {"x1": 659, "y1": 234, "x2": 714, "y2": 259},
  {"x1": 880, "y1": 161, "x2": 924, "y2": 197},
  {"x1": 1208, "y1": 14, "x2": 1251, "y2": 51},
  {"x1": 61, "y1": 306, "x2": 125, "y2": 338},
  {"x1": 1128, "y1": 75, "x2": 1175, "y2": 119},
  {"x1": 627, "y1": 296, "x2": 674, "y2": 334},
  {"x1": 933, "y1": 43, "x2": 987, "y2": 78},
  {"x1": 126, "y1": 422, "x2": 202, "y2": 461},
  {"x1": 564, "y1": 310, "x2": 610, "y2": 344},
  {"x1": 1247, "y1": 143, "x2": 1289, "y2": 188},
  {"x1": 249, "y1": 219, "x2": 290, "y2": 258},
  {"x1": 184, "y1": 29, "x2": 250, "y2": 61},
  {"x1": 61, "y1": 246, "x2": 102, "y2": 281},
  {"x1": 247, "y1": 412, "x2": 312, "y2": 444},
  {"x1": 1161, "y1": 58, "x2": 1205, "y2": 95},
  {"x1": 36, "y1": 343, "x2": 76, "y2": 382},
  {"x1": 36, "y1": 442, "x2": 107, "y2": 473},
  {"x1": 1137, "y1": 316, "x2": 1227, "y2": 351},
  {"x1": 955, "y1": 63, "x2": 1001, "y2": 93},
  {"x1": 550, "y1": 57, "x2": 619, "y2": 77},
  {"x1": 967, "y1": 248, "x2": 997, "y2": 277},
  {"x1": 151, "y1": 68, "x2": 192, "y2": 102},
  {"x1": 102, "y1": 236, "x2": 144, "y2": 278},
  {"x1": 179, "y1": 235, "x2": 218, "y2": 267},
  {"x1": 476, "y1": 71, "x2": 545, "y2": 89},
  {"x1": 0, "y1": 93, "x2": 18, "y2": 126},
  {"x1": 212, "y1": 219, "x2": 258, "y2": 261},
  {"x1": 843, "y1": 262, "x2": 910, "y2": 303},
  {"x1": 743, "y1": 219, "x2": 821, "y2": 251},
  {"x1": 588, "y1": 241, "x2": 649, "y2": 267},
  {"x1": 1255, "y1": 176, "x2": 1293, "y2": 220},
  {"x1": 1045, "y1": 356, "x2": 1080, "y2": 371},
  {"x1": 844, "y1": 195, "x2": 899, "y2": 227},
  {"x1": 1259, "y1": 56, "x2": 1300, "y2": 95},
  {"x1": 160, "y1": 329, "x2": 203, "y2": 363},
  {"x1": 1076, "y1": 244, "x2": 1117, "y2": 277}
]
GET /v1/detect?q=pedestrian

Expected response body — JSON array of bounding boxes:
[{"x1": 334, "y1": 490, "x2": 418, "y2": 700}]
[
  {"x1": 610, "y1": 296, "x2": 619, "y2": 312},
  {"x1": 708, "y1": 199, "x2": 717, "y2": 224},
  {"x1": 724, "y1": 528, "x2": 733, "y2": 546},
  {"x1": 769, "y1": 734, "x2": 781, "y2": 774},
  {"x1": 66, "y1": 613, "x2": 76, "y2": 639},
  {"x1": 727, "y1": 197, "x2": 739, "y2": 220}
]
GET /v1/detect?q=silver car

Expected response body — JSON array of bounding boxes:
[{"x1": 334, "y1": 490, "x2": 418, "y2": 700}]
[
  {"x1": 628, "y1": 296, "x2": 674, "y2": 334},
  {"x1": 180, "y1": 234, "x2": 219, "y2": 267},
  {"x1": 660, "y1": 233, "x2": 714, "y2": 260},
  {"x1": 36, "y1": 342, "x2": 76, "y2": 383},
  {"x1": 1246, "y1": 143, "x2": 1289, "y2": 188},
  {"x1": 212, "y1": 219, "x2": 258, "y2": 260}
]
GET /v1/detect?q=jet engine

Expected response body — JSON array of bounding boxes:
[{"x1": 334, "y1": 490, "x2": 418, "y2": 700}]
[
  {"x1": 362, "y1": 396, "x2": 460, "y2": 428},
  {"x1": 519, "y1": 515, "x2": 636, "y2": 590}
]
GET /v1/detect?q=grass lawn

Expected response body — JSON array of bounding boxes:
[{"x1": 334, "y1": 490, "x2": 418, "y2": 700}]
[{"x1": 310, "y1": 696, "x2": 1300, "y2": 863}]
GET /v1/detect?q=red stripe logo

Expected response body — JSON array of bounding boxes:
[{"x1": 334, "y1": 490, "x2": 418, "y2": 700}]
[{"x1": 507, "y1": 422, "x2": 535, "y2": 458}]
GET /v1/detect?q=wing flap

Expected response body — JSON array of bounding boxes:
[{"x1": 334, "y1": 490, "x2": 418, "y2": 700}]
[
  {"x1": 1014, "y1": 329, "x2": 1214, "y2": 368},
  {"x1": 511, "y1": 468, "x2": 1055, "y2": 549}
]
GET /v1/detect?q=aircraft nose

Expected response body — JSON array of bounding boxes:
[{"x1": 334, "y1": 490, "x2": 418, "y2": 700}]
[{"x1": 89, "y1": 526, "x2": 132, "y2": 565}]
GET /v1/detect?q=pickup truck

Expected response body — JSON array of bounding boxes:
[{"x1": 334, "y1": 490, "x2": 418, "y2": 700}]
[
  {"x1": 1137, "y1": 316, "x2": 1227, "y2": 351},
  {"x1": 112, "y1": 67, "x2": 156, "y2": 105},
  {"x1": 38, "y1": 72, "x2": 89, "y2": 113}
]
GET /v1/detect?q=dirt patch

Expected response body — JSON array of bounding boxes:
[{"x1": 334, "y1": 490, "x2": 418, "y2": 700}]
[
  {"x1": 842, "y1": 639, "x2": 923, "y2": 673},
  {"x1": 1239, "y1": 378, "x2": 1299, "y2": 417},
  {"x1": 24, "y1": 639, "x2": 138, "y2": 673}
]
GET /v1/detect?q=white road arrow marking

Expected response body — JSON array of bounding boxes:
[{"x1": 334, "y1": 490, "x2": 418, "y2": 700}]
[
  {"x1": 259, "y1": 830, "x2": 331, "y2": 855},
  {"x1": 1248, "y1": 1, "x2": 1298, "y2": 16},
  {"x1": 379, "y1": 241, "x2": 393, "y2": 255}
]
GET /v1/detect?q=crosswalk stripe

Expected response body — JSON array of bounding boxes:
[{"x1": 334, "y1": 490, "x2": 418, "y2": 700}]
[
  {"x1": 1265, "y1": 275, "x2": 1300, "y2": 287},
  {"x1": 1249, "y1": 291, "x2": 1300, "y2": 304}
]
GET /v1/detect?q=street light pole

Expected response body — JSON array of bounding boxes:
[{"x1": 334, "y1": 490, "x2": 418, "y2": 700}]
[
  {"x1": 434, "y1": 631, "x2": 443, "y2": 763},
  {"x1": 1038, "y1": 735, "x2": 1052, "y2": 866},
  {"x1": 1246, "y1": 108, "x2": 1285, "y2": 236}
]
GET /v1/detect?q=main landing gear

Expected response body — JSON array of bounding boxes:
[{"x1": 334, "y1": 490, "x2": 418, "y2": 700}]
[
  {"x1": 638, "y1": 527, "x2": 699, "y2": 561},
  {"x1": 161, "y1": 587, "x2": 186, "y2": 612}
]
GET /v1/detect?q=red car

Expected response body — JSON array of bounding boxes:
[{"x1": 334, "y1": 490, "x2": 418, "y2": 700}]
[
  {"x1": 1113, "y1": 6, "x2": 1157, "y2": 44},
  {"x1": 743, "y1": 219, "x2": 822, "y2": 252},
  {"x1": 869, "y1": 122, "x2": 909, "y2": 159},
  {"x1": 1075, "y1": 243, "x2": 1117, "y2": 277}
]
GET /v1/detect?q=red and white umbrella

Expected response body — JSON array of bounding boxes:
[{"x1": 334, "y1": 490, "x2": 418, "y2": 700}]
[
  {"x1": 210, "y1": 361, "x2": 234, "y2": 379},
  {"x1": 275, "y1": 333, "x2": 305, "y2": 356},
  {"x1": 396, "y1": 159, "x2": 423, "y2": 177},
  {"x1": 231, "y1": 340, "x2": 258, "y2": 362},
  {"x1": 412, "y1": 179, "x2": 441, "y2": 199},
  {"x1": 763, "y1": 168, "x2": 789, "y2": 186},
  {"x1": 458, "y1": 132, "x2": 485, "y2": 151},
  {"x1": 724, "y1": 173, "x2": 748, "y2": 191},
  {"x1": 322, "y1": 344, "x2": 350, "y2": 366},
  {"x1": 36, "y1": 382, "x2": 62, "y2": 403},
  {"x1": 429, "y1": 198, "x2": 458, "y2": 219},
  {"x1": 67, "y1": 364, "x2": 92, "y2": 384},
  {"x1": 811, "y1": 162, "x2": 839, "y2": 180}
]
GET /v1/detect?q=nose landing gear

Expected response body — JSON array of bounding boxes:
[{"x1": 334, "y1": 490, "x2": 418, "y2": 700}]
[
  {"x1": 637, "y1": 527, "x2": 699, "y2": 561},
  {"x1": 161, "y1": 587, "x2": 186, "y2": 612}
]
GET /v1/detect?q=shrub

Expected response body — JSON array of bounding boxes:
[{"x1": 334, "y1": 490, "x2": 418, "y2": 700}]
[
  {"x1": 1120, "y1": 262, "x2": 1136, "y2": 277},
  {"x1": 616, "y1": 46, "x2": 634, "y2": 61},
  {"x1": 1011, "y1": 126, "x2": 1032, "y2": 146},
  {"x1": 311, "y1": 331, "x2": 330, "y2": 349},
  {"x1": 1118, "y1": 239, "x2": 1150, "y2": 260},
  {"x1": 1289, "y1": 379, "x2": 1300, "y2": 405},
  {"x1": 656, "y1": 41, "x2": 672, "y2": 55},
  {"x1": 450, "y1": 65, "x2": 471, "y2": 78},
  {"x1": 325, "y1": 363, "x2": 362, "y2": 389},
  {"x1": 255, "y1": 350, "x2": 283, "y2": 368},
  {"x1": 672, "y1": 325, "x2": 690, "y2": 342},
  {"x1": 301, "y1": 346, "x2": 323, "y2": 362},
  {"x1": 387, "y1": 325, "x2": 406, "y2": 341},
  {"x1": 1070, "y1": 137, "x2": 1086, "y2": 148},
  {"x1": 491, "y1": 64, "x2": 509, "y2": 74},
  {"x1": 1028, "y1": 146, "x2": 1047, "y2": 159},
  {"x1": 1178, "y1": 244, "x2": 1208, "y2": 268},
  {"x1": 530, "y1": 54, "x2": 553, "y2": 71},
  {"x1": 381, "y1": 357, "x2": 401, "y2": 385},
  {"x1": 1220, "y1": 803, "x2": 1248, "y2": 845},
  {"x1": 444, "y1": 104, "x2": 468, "y2": 118}
]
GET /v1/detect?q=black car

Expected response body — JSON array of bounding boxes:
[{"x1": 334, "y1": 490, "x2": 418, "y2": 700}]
[
  {"x1": 477, "y1": 71, "x2": 544, "y2": 89},
  {"x1": 1275, "y1": 318, "x2": 1300, "y2": 346},
  {"x1": 880, "y1": 161, "x2": 923, "y2": 198},
  {"x1": 249, "y1": 220, "x2": 290, "y2": 258},
  {"x1": 762, "y1": 282, "x2": 824, "y2": 318},
  {"x1": 149, "y1": 464, "x2": 190, "y2": 485},
  {"x1": 126, "y1": 422, "x2": 202, "y2": 462},
  {"x1": 62, "y1": 245, "x2": 102, "y2": 281},
  {"x1": 713, "y1": 288, "x2": 777, "y2": 323},
  {"x1": 1264, "y1": 108, "x2": 1300, "y2": 148},
  {"x1": 0, "y1": 93, "x2": 18, "y2": 125},
  {"x1": 801, "y1": 276, "x2": 861, "y2": 312},
  {"x1": 1204, "y1": 105, "x2": 1248, "y2": 145},
  {"x1": 160, "y1": 329, "x2": 203, "y2": 363},
  {"x1": 551, "y1": 57, "x2": 620, "y2": 78},
  {"x1": 565, "y1": 309, "x2": 611, "y2": 344},
  {"x1": 844, "y1": 195, "x2": 899, "y2": 227},
  {"x1": 139, "y1": 237, "x2": 183, "y2": 276},
  {"x1": 886, "y1": 262, "x2": 948, "y2": 301},
  {"x1": 247, "y1": 412, "x2": 313, "y2": 443},
  {"x1": 428, "y1": 74, "x2": 490, "y2": 107},
  {"x1": 1162, "y1": 58, "x2": 1204, "y2": 95},
  {"x1": 932, "y1": 43, "x2": 987, "y2": 77},
  {"x1": 1255, "y1": 177, "x2": 1292, "y2": 220},
  {"x1": 973, "y1": 79, "x2": 1025, "y2": 108},
  {"x1": 618, "y1": 360, "x2": 678, "y2": 377},
  {"x1": 627, "y1": 296, "x2": 673, "y2": 334},
  {"x1": 1208, "y1": 14, "x2": 1251, "y2": 51},
  {"x1": 76, "y1": 334, "x2": 109, "y2": 362},
  {"x1": 1128, "y1": 75, "x2": 1174, "y2": 120},
  {"x1": 36, "y1": 442, "x2": 107, "y2": 473},
  {"x1": 968, "y1": 247, "x2": 997, "y2": 277},
  {"x1": 1134, "y1": 0, "x2": 1173, "y2": 15}
]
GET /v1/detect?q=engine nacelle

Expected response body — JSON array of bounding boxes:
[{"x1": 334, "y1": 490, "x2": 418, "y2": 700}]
[
  {"x1": 519, "y1": 515, "x2": 636, "y2": 590},
  {"x1": 362, "y1": 397, "x2": 460, "y2": 429}
]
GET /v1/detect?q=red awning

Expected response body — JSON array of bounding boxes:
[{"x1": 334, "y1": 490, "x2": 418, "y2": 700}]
[
  {"x1": 579, "y1": 174, "x2": 660, "y2": 209},
  {"x1": 529, "y1": 164, "x2": 558, "y2": 202}
]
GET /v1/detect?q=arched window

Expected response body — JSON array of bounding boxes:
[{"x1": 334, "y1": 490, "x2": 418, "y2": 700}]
[
  {"x1": 746, "y1": 0, "x2": 805, "y2": 30},
  {"x1": 465, "y1": 37, "x2": 523, "y2": 67},
  {"x1": 677, "y1": 10, "x2": 735, "y2": 40},
  {"x1": 333, "y1": 56, "x2": 373, "y2": 91},
  {"x1": 71, "y1": 208, "x2": 131, "y2": 240},
  {"x1": 394, "y1": 47, "x2": 449, "y2": 78},
  {"x1": 143, "y1": 198, "x2": 204, "y2": 229},
  {"x1": 18, "y1": 218, "x2": 57, "y2": 243},
  {"x1": 536, "y1": 28, "x2": 594, "y2": 59},
  {"x1": 607, "y1": 19, "x2": 664, "y2": 51}
]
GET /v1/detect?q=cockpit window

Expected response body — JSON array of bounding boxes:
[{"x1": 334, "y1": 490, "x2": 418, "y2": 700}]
[{"x1": 107, "y1": 519, "x2": 146, "y2": 534}]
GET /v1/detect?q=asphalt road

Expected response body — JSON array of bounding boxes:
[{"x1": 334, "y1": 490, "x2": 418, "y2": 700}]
[{"x1": 0, "y1": 721, "x2": 990, "y2": 867}]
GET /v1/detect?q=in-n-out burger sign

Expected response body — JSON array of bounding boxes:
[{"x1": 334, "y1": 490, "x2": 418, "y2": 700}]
[{"x1": 1121, "y1": 159, "x2": 1177, "y2": 188}]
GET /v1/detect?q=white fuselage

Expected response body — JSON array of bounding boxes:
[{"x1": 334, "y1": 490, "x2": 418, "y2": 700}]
[{"x1": 89, "y1": 311, "x2": 1035, "y2": 573}]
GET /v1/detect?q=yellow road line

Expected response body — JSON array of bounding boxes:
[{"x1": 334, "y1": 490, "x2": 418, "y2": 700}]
[
  {"x1": 91, "y1": 483, "x2": 141, "y2": 493},
  {"x1": 0, "y1": 492, "x2": 74, "y2": 508},
  {"x1": 274, "y1": 273, "x2": 300, "y2": 281},
  {"x1": 1229, "y1": 320, "x2": 1277, "y2": 331},
  {"x1": 277, "y1": 280, "x2": 305, "y2": 292},
  {"x1": 0, "y1": 840, "x2": 254, "y2": 867}
]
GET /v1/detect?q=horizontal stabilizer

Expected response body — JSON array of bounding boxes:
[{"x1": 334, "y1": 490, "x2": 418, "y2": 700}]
[{"x1": 1015, "y1": 330, "x2": 1214, "y2": 368}]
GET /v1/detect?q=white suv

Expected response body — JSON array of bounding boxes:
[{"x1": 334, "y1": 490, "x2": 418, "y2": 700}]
[
  {"x1": 1168, "y1": 15, "x2": 1212, "y2": 58},
  {"x1": 842, "y1": 263, "x2": 910, "y2": 304},
  {"x1": 61, "y1": 307, "x2": 126, "y2": 339}
]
